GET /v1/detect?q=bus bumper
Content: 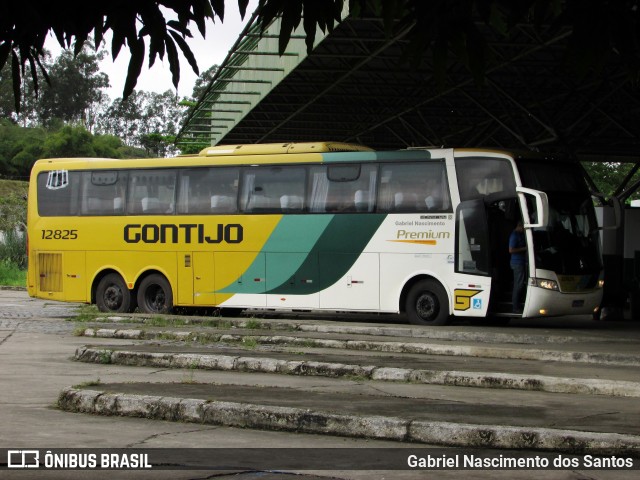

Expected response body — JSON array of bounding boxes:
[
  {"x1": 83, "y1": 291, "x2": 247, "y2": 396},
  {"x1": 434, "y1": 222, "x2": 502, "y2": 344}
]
[{"x1": 524, "y1": 287, "x2": 603, "y2": 318}]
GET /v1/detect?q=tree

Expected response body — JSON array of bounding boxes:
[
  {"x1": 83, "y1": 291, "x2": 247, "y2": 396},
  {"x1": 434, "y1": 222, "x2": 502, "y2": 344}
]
[
  {"x1": 98, "y1": 92, "x2": 145, "y2": 146},
  {"x1": 92, "y1": 134, "x2": 127, "y2": 159},
  {"x1": 37, "y1": 46, "x2": 109, "y2": 130},
  {"x1": 3, "y1": 1, "x2": 640, "y2": 112},
  {"x1": 41, "y1": 125, "x2": 96, "y2": 159},
  {"x1": 583, "y1": 162, "x2": 640, "y2": 203},
  {"x1": 0, "y1": 119, "x2": 46, "y2": 178},
  {"x1": 0, "y1": 0, "x2": 236, "y2": 111},
  {"x1": 0, "y1": 64, "x2": 17, "y2": 122},
  {"x1": 97, "y1": 89, "x2": 182, "y2": 156},
  {"x1": 190, "y1": 64, "x2": 219, "y2": 102},
  {"x1": 138, "y1": 90, "x2": 183, "y2": 157},
  {"x1": 0, "y1": 62, "x2": 40, "y2": 125}
]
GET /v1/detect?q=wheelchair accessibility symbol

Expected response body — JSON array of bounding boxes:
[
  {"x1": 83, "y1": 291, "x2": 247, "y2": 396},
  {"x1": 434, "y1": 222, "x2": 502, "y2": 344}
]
[{"x1": 453, "y1": 289, "x2": 482, "y2": 311}]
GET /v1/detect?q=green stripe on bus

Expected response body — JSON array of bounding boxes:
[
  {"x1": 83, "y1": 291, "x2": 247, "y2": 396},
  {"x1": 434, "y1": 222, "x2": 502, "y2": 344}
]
[
  {"x1": 265, "y1": 214, "x2": 386, "y2": 294},
  {"x1": 217, "y1": 214, "x2": 386, "y2": 295},
  {"x1": 217, "y1": 215, "x2": 332, "y2": 294}
]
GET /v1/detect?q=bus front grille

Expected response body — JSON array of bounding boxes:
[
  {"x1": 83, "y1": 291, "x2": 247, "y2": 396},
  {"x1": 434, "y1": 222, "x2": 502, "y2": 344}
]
[{"x1": 38, "y1": 253, "x2": 63, "y2": 292}]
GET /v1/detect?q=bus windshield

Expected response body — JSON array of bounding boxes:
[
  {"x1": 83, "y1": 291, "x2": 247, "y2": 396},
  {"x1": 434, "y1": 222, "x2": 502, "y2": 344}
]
[{"x1": 516, "y1": 160, "x2": 602, "y2": 275}]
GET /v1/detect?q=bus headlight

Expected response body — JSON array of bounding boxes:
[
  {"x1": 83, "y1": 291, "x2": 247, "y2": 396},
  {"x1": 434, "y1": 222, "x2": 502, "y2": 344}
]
[
  {"x1": 597, "y1": 279, "x2": 605, "y2": 288},
  {"x1": 534, "y1": 278, "x2": 559, "y2": 291}
]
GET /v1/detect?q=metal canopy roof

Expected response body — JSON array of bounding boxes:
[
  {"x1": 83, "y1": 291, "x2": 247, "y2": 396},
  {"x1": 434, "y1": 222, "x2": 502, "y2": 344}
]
[{"x1": 178, "y1": 7, "x2": 640, "y2": 159}]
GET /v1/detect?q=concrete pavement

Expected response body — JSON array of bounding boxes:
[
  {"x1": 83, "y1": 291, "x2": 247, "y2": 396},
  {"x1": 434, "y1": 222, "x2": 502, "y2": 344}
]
[{"x1": 1, "y1": 288, "x2": 639, "y2": 479}]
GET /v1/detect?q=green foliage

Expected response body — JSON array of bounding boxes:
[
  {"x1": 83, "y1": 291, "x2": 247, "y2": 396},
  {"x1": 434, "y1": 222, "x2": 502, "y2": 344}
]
[
  {"x1": 116, "y1": 145, "x2": 149, "y2": 159},
  {"x1": 190, "y1": 65, "x2": 219, "y2": 101},
  {"x1": 91, "y1": 134, "x2": 126, "y2": 158},
  {"x1": 0, "y1": 178, "x2": 27, "y2": 284},
  {"x1": 37, "y1": 46, "x2": 109, "y2": 129},
  {"x1": 178, "y1": 143, "x2": 209, "y2": 155},
  {"x1": 98, "y1": 350, "x2": 112, "y2": 364},
  {"x1": 244, "y1": 319, "x2": 262, "y2": 329},
  {"x1": 0, "y1": 122, "x2": 148, "y2": 178},
  {"x1": 73, "y1": 378, "x2": 102, "y2": 388},
  {"x1": 2, "y1": 1, "x2": 232, "y2": 110},
  {"x1": 71, "y1": 304, "x2": 101, "y2": 323},
  {"x1": 0, "y1": 229, "x2": 27, "y2": 269},
  {"x1": 0, "y1": 178, "x2": 28, "y2": 198},
  {"x1": 0, "y1": 260, "x2": 26, "y2": 286},
  {"x1": 41, "y1": 125, "x2": 96, "y2": 158},
  {"x1": 0, "y1": 64, "x2": 18, "y2": 121},
  {"x1": 583, "y1": 162, "x2": 640, "y2": 203},
  {"x1": 0, "y1": 193, "x2": 26, "y2": 231},
  {"x1": 5, "y1": 1, "x2": 640, "y2": 113},
  {"x1": 0, "y1": 120, "x2": 46, "y2": 177},
  {"x1": 72, "y1": 327, "x2": 89, "y2": 337},
  {"x1": 97, "y1": 89, "x2": 182, "y2": 156},
  {"x1": 241, "y1": 336, "x2": 258, "y2": 348}
]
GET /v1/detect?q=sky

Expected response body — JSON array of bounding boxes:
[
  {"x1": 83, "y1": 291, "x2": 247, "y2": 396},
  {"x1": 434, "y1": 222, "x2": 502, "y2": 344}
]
[{"x1": 46, "y1": 0, "x2": 258, "y2": 99}]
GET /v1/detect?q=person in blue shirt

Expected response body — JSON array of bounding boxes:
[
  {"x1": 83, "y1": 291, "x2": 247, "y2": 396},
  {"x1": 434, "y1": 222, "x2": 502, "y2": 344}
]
[{"x1": 509, "y1": 221, "x2": 527, "y2": 313}]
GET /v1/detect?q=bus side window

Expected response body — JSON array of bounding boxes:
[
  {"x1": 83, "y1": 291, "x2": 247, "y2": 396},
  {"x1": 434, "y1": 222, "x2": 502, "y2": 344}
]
[
  {"x1": 378, "y1": 162, "x2": 450, "y2": 213},
  {"x1": 128, "y1": 170, "x2": 176, "y2": 215},
  {"x1": 241, "y1": 166, "x2": 306, "y2": 213},
  {"x1": 81, "y1": 171, "x2": 128, "y2": 216},
  {"x1": 314, "y1": 164, "x2": 377, "y2": 213},
  {"x1": 177, "y1": 167, "x2": 239, "y2": 214}
]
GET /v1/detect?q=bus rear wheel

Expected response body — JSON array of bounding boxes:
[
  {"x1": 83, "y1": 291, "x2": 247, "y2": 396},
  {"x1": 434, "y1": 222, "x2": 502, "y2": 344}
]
[
  {"x1": 137, "y1": 274, "x2": 173, "y2": 314},
  {"x1": 406, "y1": 279, "x2": 450, "y2": 326},
  {"x1": 96, "y1": 273, "x2": 134, "y2": 313}
]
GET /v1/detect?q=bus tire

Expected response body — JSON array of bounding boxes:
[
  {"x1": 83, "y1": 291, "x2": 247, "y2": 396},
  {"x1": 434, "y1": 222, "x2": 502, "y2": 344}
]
[
  {"x1": 96, "y1": 273, "x2": 134, "y2": 313},
  {"x1": 137, "y1": 274, "x2": 173, "y2": 314},
  {"x1": 406, "y1": 279, "x2": 450, "y2": 326}
]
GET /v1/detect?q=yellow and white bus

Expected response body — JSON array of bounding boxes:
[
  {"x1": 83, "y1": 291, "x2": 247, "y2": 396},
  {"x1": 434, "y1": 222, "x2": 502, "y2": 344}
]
[{"x1": 27, "y1": 142, "x2": 604, "y2": 325}]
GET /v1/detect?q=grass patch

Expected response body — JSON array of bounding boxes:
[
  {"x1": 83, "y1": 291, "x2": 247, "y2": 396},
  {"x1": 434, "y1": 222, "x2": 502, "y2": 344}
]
[
  {"x1": 216, "y1": 320, "x2": 233, "y2": 329},
  {"x1": 299, "y1": 339, "x2": 318, "y2": 348},
  {"x1": 156, "y1": 332, "x2": 178, "y2": 341},
  {"x1": 0, "y1": 261, "x2": 26, "y2": 286},
  {"x1": 70, "y1": 304, "x2": 101, "y2": 323},
  {"x1": 74, "y1": 378, "x2": 102, "y2": 388},
  {"x1": 98, "y1": 351, "x2": 112, "y2": 364},
  {"x1": 244, "y1": 319, "x2": 262, "y2": 330},
  {"x1": 145, "y1": 316, "x2": 189, "y2": 327},
  {"x1": 181, "y1": 363, "x2": 201, "y2": 384},
  {"x1": 241, "y1": 336, "x2": 258, "y2": 349},
  {"x1": 0, "y1": 179, "x2": 28, "y2": 198},
  {"x1": 201, "y1": 319, "x2": 222, "y2": 328},
  {"x1": 72, "y1": 326, "x2": 88, "y2": 337}
]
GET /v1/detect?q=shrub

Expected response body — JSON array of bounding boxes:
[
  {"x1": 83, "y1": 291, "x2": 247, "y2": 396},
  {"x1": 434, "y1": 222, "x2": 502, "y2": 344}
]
[{"x1": 0, "y1": 229, "x2": 27, "y2": 269}]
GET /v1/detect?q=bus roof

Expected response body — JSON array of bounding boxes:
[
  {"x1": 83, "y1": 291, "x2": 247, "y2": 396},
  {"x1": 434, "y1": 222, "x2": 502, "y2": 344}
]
[
  {"x1": 30, "y1": 143, "x2": 576, "y2": 174},
  {"x1": 196, "y1": 142, "x2": 373, "y2": 156},
  {"x1": 31, "y1": 142, "x2": 376, "y2": 171}
]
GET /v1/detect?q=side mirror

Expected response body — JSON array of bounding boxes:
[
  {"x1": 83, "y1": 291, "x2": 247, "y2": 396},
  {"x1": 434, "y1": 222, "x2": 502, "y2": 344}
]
[
  {"x1": 599, "y1": 196, "x2": 622, "y2": 230},
  {"x1": 516, "y1": 187, "x2": 549, "y2": 228}
]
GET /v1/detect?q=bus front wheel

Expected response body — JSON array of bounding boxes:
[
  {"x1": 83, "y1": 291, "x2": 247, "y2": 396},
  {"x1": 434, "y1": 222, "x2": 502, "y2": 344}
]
[
  {"x1": 96, "y1": 273, "x2": 134, "y2": 313},
  {"x1": 406, "y1": 279, "x2": 450, "y2": 326},
  {"x1": 137, "y1": 274, "x2": 173, "y2": 314}
]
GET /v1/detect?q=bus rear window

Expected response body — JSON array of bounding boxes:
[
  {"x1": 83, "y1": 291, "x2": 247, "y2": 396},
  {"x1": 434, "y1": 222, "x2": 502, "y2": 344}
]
[{"x1": 37, "y1": 171, "x2": 81, "y2": 216}]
